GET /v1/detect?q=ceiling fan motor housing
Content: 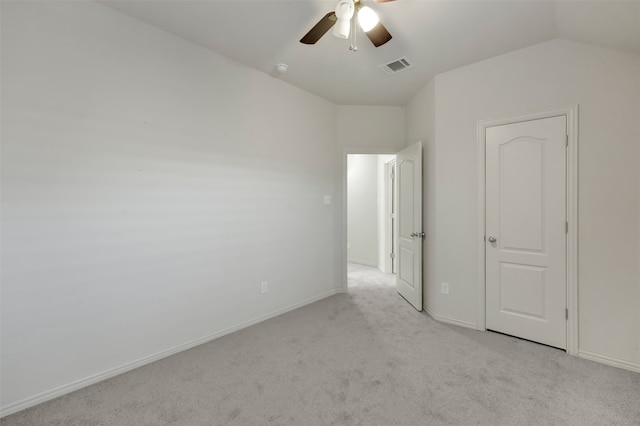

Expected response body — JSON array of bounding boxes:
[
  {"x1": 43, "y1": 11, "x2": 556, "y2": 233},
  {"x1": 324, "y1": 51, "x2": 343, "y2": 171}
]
[{"x1": 335, "y1": 0, "x2": 355, "y2": 19}]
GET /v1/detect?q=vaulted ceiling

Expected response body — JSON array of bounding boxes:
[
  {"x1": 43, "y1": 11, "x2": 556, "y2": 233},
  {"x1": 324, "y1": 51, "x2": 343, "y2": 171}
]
[{"x1": 101, "y1": 0, "x2": 640, "y2": 106}]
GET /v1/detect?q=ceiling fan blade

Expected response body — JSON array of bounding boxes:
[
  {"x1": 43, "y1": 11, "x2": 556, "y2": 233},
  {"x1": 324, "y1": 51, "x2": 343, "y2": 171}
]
[
  {"x1": 365, "y1": 21, "x2": 392, "y2": 47},
  {"x1": 300, "y1": 12, "x2": 337, "y2": 44}
]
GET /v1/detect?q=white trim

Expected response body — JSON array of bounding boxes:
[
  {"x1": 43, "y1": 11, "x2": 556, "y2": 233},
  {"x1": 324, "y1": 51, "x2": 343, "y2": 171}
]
[
  {"x1": 565, "y1": 108, "x2": 579, "y2": 356},
  {"x1": 342, "y1": 148, "x2": 398, "y2": 291},
  {"x1": 383, "y1": 159, "x2": 396, "y2": 274},
  {"x1": 347, "y1": 258, "x2": 378, "y2": 267},
  {"x1": 578, "y1": 350, "x2": 640, "y2": 374},
  {"x1": 476, "y1": 105, "x2": 579, "y2": 354},
  {"x1": 0, "y1": 289, "x2": 340, "y2": 418},
  {"x1": 476, "y1": 122, "x2": 487, "y2": 331},
  {"x1": 424, "y1": 307, "x2": 478, "y2": 330}
]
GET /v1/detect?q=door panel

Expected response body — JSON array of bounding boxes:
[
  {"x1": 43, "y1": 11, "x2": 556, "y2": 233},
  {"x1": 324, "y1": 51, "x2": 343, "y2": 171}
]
[
  {"x1": 396, "y1": 142, "x2": 422, "y2": 311},
  {"x1": 499, "y1": 263, "x2": 546, "y2": 319},
  {"x1": 500, "y1": 139, "x2": 544, "y2": 251},
  {"x1": 399, "y1": 247, "x2": 415, "y2": 288},
  {"x1": 486, "y1": 117, "x2": 567, "y2": 349}
]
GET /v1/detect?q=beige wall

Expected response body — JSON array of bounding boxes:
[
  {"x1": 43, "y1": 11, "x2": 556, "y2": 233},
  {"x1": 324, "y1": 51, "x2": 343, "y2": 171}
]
[
  {"x1": 337, "y1": 106, "x2": 406, "y2": 152},
  {"x1": 347, "y1": 155, "x2": 379, "y2": 266},
  {"x1": 1, "y1": 0, "x2": 339, "y2": 412},
  {"x1": 407, "y1": 39, "x2": 640, "y2": 369}
]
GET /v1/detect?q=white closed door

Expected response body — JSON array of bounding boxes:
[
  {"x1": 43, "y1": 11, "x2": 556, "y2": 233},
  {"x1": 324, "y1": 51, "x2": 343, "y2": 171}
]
[
  {"x1": 396, "y1": 141, "x2": 423, "y2": 311},
  {"x1": 486, "y1": 116, "x2": 567, "y2": 349}
]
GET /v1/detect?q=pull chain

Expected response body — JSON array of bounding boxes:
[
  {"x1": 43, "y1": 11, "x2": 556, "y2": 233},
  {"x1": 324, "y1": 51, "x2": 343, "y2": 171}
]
[{"x1": 349, "y1": 16, "x2": 358, "y2": 51}]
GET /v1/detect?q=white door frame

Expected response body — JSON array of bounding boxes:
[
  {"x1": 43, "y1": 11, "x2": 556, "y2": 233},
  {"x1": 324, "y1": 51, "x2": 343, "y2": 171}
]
[
  {"x1": 384, "y1": 159, "x2": 396, "y2": 274},
  {"x1": 476, "y1": 106, "x2": 579, "y2": 355},
  {"x1": 342, "y1": 148, "x2": 397, "y2": 291}
]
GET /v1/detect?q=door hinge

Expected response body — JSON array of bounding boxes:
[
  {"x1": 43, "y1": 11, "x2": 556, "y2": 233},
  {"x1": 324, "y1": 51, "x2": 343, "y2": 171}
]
[
  {"x1": 390, "y1": 171, "x2": 395, "y2": 180},
  {"x1": 390, "y1": 252, "x2": 395, "y2": 259},
  {"x1": 565, "y1": 135, "x2": 569, "y2": 147},
  {"x1": 565, "y1": 221, "x2": 569, "y2": 234},
  {"x1": 565, "y1": 308, "x2": 568, "y2": 320}
]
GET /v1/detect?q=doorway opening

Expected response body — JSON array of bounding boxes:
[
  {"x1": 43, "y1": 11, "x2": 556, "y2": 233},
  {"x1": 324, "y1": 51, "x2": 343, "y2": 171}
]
[{"x1": 346, "y1": 153, "x2": 396, "y2": 289}]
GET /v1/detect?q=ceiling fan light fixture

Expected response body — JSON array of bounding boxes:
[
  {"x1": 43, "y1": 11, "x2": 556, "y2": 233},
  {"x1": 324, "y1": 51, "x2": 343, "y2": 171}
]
[
  {"x1": 358, "y1": 6, "x2": 379, "y2": 32},
  {"x1": 332, "y1": 0, "x2": 355, "y2": 39},
  {"x1": 299, "y1": 0, "x2": 392, "y2": 47},
  {"x1": 332, "y1": 19, "x2": 351, "y2": 39}
]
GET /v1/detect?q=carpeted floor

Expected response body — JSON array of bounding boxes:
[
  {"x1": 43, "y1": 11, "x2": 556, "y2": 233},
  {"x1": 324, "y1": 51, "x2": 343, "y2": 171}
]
[
  {"x1": 2, "y1": 263, "x2": 639, "y2": 425},
  {"x1": 347, "y1": 262, "x2": 395, "y2": 288}
]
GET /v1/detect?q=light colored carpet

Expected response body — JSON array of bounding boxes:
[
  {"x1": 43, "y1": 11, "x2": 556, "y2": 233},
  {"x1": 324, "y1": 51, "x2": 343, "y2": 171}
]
[
  {"x1": 2, "y1": 264, "x2": 639, "y2": 425},
  {"x1": 347, "y1": 262, "x2": 395, "y2": 288}
]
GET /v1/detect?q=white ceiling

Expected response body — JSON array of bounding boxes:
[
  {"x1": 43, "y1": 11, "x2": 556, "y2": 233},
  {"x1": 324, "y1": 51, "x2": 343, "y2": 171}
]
[{"x1": 101, "y1": 0, "x2": 640, "y2": 106}]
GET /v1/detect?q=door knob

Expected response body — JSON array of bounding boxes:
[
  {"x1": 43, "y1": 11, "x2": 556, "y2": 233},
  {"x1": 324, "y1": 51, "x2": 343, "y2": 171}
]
[{"x1": 487, "y1": 236, "x2": 497, "y2": 243}]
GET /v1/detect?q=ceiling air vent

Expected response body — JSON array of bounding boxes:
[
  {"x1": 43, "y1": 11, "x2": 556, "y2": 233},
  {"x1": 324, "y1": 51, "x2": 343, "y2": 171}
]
[{"x1": 379, "y1": 57, "x2": 414, "y2": 75}]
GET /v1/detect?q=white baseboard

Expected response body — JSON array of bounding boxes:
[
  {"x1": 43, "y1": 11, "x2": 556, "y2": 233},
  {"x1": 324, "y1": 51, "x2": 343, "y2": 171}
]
[
  {"x1": 425, "y1": 309, "x2": 640, "y2": 374},
  {"x1": 347, "y1": 258, "x2": 378, "y2": 267},
  {"x1": 424, "y1": 307, "x2": 478, "y2": 330},
  {"x1": 0, "y1": 289, "x2": 340, "y2": 418},
  {"x1": 424, "y1": 308, "x2": 640, "y2": 374},
  {"x1": 578, "y1": 350, "x2": 640, "y2": 374}
]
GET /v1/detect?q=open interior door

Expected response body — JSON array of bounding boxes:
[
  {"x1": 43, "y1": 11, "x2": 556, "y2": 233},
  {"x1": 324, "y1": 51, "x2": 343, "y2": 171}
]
[{"x1": 396, "y1": 141, "x2": 423, "y2": 311}]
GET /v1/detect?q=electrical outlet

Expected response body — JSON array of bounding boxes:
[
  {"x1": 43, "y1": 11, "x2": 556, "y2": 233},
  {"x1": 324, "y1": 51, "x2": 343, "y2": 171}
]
[
  {"x1": 261, "y1": 281, "x2": 268, "y2": 294},
  {"x1": 441, "y1": 282, "x2": 450, "y2": 295}
]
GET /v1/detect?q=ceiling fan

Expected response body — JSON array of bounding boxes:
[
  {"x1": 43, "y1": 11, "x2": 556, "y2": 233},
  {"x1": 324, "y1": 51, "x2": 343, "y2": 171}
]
[{"x1": 300, "y1": 0, "x2": 395, "y2": 49}]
